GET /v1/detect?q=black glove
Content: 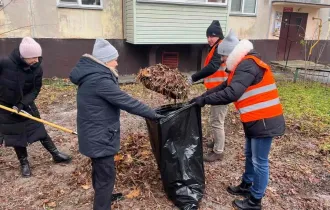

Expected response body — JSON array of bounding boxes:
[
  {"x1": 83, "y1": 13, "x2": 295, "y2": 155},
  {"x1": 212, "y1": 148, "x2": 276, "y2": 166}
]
[
  {"x1": 194, "y1": 96, "x2": 206, "y2": 107},
  {"x1": 155, "y1": 114, "x2": 166, "y2": 120},
  {"x1": 13, "y1": 103, "x2": 24, "y2": 113},
  {"x1": 189, "y1": 98, "x2": 197, "y2": 104}
]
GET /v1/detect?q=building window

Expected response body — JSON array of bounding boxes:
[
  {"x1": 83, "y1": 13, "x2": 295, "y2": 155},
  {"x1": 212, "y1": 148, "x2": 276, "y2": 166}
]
[
  {"x1": 137, "y1": 0, "x2": 227, "y2": 6},
  {"x1": 205, "y1": 0, "x2": 227, "y2": 3},
  {"x1": 162, "y1": 52, "x2": 179, "y2": 69},
  {"x1": 57, "y1": 0, "x2": 103, "y2": 9},
  {"x1": 230, "y1": 0, "x2": 257, "y2": 15}
]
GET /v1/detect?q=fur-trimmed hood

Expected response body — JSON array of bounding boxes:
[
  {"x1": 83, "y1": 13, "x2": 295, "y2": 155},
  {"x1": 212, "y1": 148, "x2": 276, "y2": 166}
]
[{"x1": 226, "y1": 39, "x2": 254, "y2": 70}]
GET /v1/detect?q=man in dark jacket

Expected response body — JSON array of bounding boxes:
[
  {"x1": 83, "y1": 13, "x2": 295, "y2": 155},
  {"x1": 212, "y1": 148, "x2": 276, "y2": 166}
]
[
  {"x1": 191, "y1": 30, "x2": 285, "y2": 210},
  {"x1": 188, "y1": 20, "x2": 223, "y2": 84},
  {"x1": 188, "y1": 20, "x2": 229, "y2": 162},
  {"x1": 0, "y1": 37, "x2": 71, "y2": 177},
  {"x1": 70, "y1": 38, "x2": 163, "y2": 210}
]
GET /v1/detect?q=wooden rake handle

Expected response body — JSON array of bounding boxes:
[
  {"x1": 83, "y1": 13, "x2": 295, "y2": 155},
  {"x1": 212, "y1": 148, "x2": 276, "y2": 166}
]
[{"x1": 0, "y1": 104, "x2": 77, "y2": 135}]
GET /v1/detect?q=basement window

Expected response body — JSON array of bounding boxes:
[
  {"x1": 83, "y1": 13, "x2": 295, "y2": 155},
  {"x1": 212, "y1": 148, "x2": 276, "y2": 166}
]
[
  {"x1": 57, "y1": 0, "x2": 103, "y2": 10},
  {"x1": 162, "y1": 52, "x2": 179, "y2": 69}
]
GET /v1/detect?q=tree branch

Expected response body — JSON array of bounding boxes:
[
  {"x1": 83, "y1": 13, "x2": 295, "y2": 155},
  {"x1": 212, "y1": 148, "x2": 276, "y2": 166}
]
[{"x1": 0, "y1": 0, "x2": 15, "y2": 12}]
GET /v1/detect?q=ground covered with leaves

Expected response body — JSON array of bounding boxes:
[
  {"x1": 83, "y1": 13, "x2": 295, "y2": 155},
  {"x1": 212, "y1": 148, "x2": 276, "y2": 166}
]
[{"x1": 0, "y1": 79, "x2": 329, "y2": 210}]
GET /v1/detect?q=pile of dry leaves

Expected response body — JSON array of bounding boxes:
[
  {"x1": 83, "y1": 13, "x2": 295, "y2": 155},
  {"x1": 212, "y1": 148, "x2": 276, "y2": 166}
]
[
  {"x1": 137, "y1": 64, "x2": 190, "y2": 100},
  {"x1": 70, "y1": 132, "x2": 162, "y2": 200}
]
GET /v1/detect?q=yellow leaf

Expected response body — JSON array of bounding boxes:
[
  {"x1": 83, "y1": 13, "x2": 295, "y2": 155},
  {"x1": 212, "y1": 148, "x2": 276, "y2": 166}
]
[
  {"x1": 125, "y1": 189, "x2": 140, "y2": 199},
  {"x1": 114, "y1": 154, "x2": 124, "y2": 162},
  {"x1": 141, "y1": 151, "x2": 151, "y2": 156},
  {"x1": 47, "y1": 201, "x2": 57, "y2": 207},
  {"x1": 81, "y1": 184, "x2": 91, "y2": 190},
  {"x1": 125, "y1": 154, "x2": 133, "y2": 164}
]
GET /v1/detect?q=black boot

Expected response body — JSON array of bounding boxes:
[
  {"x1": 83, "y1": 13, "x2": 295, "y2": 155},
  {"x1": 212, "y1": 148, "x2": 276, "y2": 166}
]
[
  {"x1": 40, "y1": 135, "x2": 72, "y2": 163},
  {"x1": 227, "y1": 181, "x2": 252, "y2": 197},
  {"x1": 233, "y1": 195, "x2": 262, "y2": 210},
  {"x1": 14, "y1": 147, "x2": 32, "y2": 177}
]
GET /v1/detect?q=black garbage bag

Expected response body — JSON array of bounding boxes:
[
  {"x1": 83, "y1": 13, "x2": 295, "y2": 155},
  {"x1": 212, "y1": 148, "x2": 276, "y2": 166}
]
[{"x1": 146, "y1": 103, "x2": 205, "y2": 210}]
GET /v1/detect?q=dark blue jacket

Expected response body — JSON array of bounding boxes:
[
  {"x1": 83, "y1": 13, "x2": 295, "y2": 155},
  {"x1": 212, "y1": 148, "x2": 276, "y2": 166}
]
[{"x1": 70, "y1": 55, "x2": 157, "y2": 158}]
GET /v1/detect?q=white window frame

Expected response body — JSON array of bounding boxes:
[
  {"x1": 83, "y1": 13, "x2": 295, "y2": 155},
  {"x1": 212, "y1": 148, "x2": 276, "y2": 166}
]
[
  {"x1": 137, "y1": 0, "x2": 228, "y2": 7},
  {"x1": 230, "y1": 0, "x2": 257, "y2": 16},
  {"x1": 57, "y1": 0, "x2": 103, "y2": 10}
]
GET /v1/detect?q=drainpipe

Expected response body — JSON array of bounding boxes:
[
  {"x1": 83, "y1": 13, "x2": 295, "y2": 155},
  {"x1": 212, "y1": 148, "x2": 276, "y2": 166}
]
[
  {"x1": 29, "y1": 0, "x2": 35, "y2": 37},
  {"x1": 122, "y1": 0, "x2": 125, "y2": 40},
  {"x1": 266, "y1": 0, "x2": 273, "y2": 39},
  {"x1": 226, "y1": 0, "x2": 231, "y2": 35}
]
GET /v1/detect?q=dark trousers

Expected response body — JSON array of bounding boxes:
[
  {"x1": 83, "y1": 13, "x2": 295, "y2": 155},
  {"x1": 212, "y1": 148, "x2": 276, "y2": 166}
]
[{"x1": 91, "y1": 155, "x2": 116, "y2": 210}]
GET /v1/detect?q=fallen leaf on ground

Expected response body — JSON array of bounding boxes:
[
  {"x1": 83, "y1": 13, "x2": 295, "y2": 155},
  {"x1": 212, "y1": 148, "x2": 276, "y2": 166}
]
[
  {"x1": 140, "y1": 150, "x2": 151, "y2": 156},
  {"x1": 126, "y1": 189, "x2": 140, "y2": 199},
  {"x1": 81, "y1": 184, "x2": 91, "y2": 190},
  {"x1": 47, "y1": 201, "x2": 56, "y2": 207},
  {"x1": 125, "y1": 154, "x2": 133, "y2": 164},
  {"x1": 114, "y1": 154, "x2": 124, "y2": 162}
]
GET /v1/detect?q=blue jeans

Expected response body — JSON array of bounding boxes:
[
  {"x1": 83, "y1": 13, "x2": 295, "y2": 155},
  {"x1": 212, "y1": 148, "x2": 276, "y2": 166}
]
[{"x1": 242, "y1": 137, "x2": 273, "y2": 199}]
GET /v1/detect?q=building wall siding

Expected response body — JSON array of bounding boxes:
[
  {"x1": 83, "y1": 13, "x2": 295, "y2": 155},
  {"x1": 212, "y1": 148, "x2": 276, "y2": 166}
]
[
  {"x1": 125, "y1": 1, "x2": 228, "y2": 44},
  {"x1": 125, "y1": 0, "x2": 135, "y2": 42}
]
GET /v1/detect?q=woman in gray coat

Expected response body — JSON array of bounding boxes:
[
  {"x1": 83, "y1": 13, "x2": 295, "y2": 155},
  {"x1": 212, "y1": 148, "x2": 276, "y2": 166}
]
[{"x1": 70, "y1": 38, "x2": 163, "y2": 210}]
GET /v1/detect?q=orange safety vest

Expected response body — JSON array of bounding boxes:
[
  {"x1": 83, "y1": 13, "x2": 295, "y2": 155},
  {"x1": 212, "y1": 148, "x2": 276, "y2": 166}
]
[
  {"x1": 204, "y1": 42, "x2": 228, "y2": 90},
  {"x1": 227, "y1": 55, "x2": 283, "y2": 123}
]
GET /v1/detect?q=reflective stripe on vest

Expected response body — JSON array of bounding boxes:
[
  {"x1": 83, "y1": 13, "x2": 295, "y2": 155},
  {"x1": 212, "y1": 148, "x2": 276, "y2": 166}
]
[
  {"x1": 227, "y1": 55, "x2": 283, "y2": 122},
  {"x1": 203, "y1": 41, "x2": 228, "y2": 89},
  {"x1": 204, "y1": 77, "x2": 227, "y2": 83},
  {"x1": 238, "y1": 83, "x2": 277, "y2": 102},
  {"x1": 204, "y1": 65, "x2": 227, "y2": 83},
  {"x1": 238, "y1": 97, "x2": 280, "y2": 114}
]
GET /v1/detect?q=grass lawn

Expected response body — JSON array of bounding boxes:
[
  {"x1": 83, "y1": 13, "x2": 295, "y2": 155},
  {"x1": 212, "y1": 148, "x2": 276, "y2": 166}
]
[{"x1": 277, "y1": 81, "x2": 330, "y2": 134}]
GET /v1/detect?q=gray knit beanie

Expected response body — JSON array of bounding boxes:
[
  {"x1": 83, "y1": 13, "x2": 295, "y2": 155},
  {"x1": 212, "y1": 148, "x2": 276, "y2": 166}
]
[
  {"x1": 217, "y1": 29, "x2": 240, "y2": 56},
  {"x1": 92, "y1": 38, "x2": 119, "y2": 63}
]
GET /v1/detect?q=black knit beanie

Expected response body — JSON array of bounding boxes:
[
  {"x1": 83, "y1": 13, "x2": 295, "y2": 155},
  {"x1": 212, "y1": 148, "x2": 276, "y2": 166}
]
[{"x1": 206, "y1": 20, "x2": 224, "y2": 39}]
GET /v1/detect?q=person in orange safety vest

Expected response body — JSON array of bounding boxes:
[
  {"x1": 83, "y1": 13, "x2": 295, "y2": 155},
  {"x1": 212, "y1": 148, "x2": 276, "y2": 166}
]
[
  {"x1": 188, "y1": 20, "x2": 229, "y2": 162},
  {"x1": 190, "y1": 30, "x2": 285, "y2": 210}
]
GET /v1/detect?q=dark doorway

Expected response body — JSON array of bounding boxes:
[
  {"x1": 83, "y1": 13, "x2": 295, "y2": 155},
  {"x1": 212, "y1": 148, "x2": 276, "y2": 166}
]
[{"x1": 277, "y1": 12, "x2": 308, "y2": 60}]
